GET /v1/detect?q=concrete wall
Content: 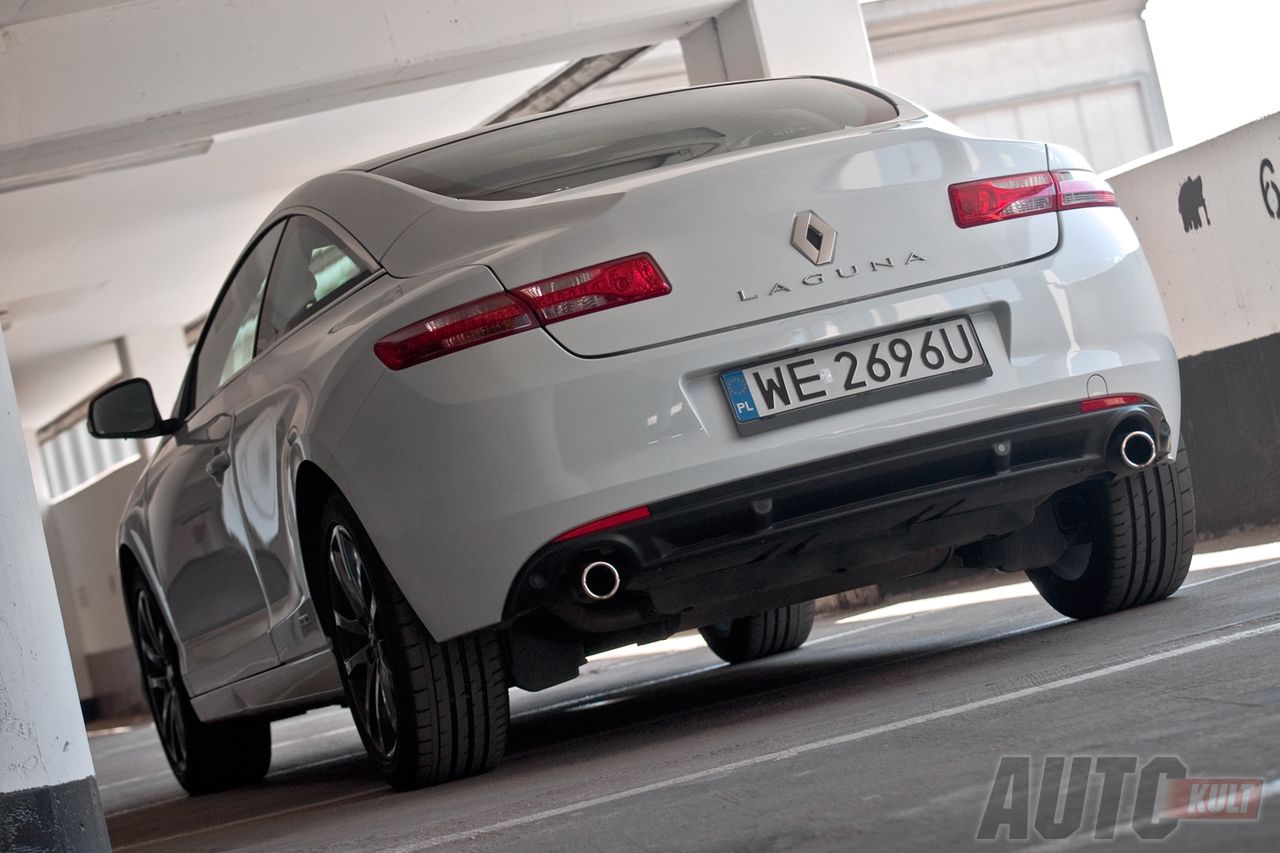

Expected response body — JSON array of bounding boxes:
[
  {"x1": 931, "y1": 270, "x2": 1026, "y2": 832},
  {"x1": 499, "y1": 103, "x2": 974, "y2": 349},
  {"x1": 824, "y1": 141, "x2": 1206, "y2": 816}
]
[
  {"x1": 865, "y1": 0, "x2": 1170, "y2": 172},
  {"x1": 573, "y1": 0, "x2": 1171, "y2": 172},
  {"x1": 1108, "y1": 111, "x2": 1280, "y2": 536},
  {"x1": 43, "y1": 458, "x2": 147, "y2": 716}
]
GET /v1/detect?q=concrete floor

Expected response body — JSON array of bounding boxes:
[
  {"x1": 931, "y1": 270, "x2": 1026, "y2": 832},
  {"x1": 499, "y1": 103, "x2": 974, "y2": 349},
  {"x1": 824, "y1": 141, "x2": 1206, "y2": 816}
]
[{"x1": 93, "y1": 545, "x2": 1280, "y2": 851}]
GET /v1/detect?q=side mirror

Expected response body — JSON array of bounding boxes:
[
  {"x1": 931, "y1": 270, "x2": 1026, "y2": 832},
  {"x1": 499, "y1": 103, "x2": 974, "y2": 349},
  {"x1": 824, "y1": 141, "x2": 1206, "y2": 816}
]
[{"x1": 87, "y1": 379, "x2": 178, "y2": 439}]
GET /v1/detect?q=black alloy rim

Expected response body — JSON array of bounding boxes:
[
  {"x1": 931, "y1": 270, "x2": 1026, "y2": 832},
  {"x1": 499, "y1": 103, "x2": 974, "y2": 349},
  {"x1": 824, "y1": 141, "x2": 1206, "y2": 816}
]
[
  {"x1": 328, "y1": 524, "x2": 399, "y2": 762},
  {"x1": 136, "y1": 586, "x2": 187, "y2": 772}
]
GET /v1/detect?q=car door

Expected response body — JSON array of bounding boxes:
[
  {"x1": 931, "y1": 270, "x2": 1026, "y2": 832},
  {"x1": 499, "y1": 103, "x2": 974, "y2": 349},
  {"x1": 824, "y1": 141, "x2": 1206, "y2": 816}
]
[
  {"x1": 230, "y1": 214, "x2": 375, "y2": 662},
  {"x1": 146, "y1": 223, "x2": 284, "y2": 695}
]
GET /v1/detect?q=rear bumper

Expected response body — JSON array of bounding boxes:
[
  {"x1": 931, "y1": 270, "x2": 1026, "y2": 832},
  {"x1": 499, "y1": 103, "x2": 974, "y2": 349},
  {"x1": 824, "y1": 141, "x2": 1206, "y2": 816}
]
[{"x1": 506, "y1": 401, "x2": 1170, "y2": 634}]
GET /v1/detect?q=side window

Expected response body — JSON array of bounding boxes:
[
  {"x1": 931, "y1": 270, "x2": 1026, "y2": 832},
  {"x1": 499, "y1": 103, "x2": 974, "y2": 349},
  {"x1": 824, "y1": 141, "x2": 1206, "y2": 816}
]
[
  {"x1": 192, "y1": 223, "x2": 284, "y2": 410},
  {"x1": 256, "y1": 217, "x2": 370, "y2": 352}
]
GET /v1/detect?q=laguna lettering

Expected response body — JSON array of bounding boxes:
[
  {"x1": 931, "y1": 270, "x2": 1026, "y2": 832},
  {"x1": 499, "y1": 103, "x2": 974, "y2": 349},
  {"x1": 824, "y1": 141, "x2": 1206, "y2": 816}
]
[{"x1": 738, "y1": 252, "x2": 928, "y2": 302}]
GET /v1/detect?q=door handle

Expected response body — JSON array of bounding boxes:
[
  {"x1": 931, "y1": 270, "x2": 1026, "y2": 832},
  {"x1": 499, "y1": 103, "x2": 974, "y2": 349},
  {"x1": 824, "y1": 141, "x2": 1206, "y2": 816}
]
[{"x1": 205, "y1": 448, "x2": 231, "y2": 483}]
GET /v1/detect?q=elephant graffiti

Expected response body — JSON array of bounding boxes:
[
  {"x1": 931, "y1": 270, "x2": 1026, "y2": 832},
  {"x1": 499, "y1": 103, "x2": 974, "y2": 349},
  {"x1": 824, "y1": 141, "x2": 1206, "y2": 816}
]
[{"x1": 1178, "y1": 175, "x2": 1211, "y2": 231}]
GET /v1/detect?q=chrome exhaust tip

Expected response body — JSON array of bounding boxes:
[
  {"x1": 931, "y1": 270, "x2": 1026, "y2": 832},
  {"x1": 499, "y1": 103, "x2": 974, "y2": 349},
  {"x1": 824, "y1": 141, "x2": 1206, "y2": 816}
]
[
  {"x1": 580, "y1": 561, "x2": 621, "y2": 601},
  {"x1": 1119, "y1": 430, "x2": 1157, "y2": 470}
]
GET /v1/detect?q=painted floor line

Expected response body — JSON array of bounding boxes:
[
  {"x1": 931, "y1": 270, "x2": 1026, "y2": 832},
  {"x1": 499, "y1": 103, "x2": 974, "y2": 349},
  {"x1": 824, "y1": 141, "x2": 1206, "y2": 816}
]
[
  {"x1": 105, "y1": 793, "x2": 188, "y2": 819},
  {"x1": 272, "y1": 724, "x2": 358, "y2": 750},
  {"x1": 1183, "y1": 558, "x2": 1280, "y2": 589},
  {"x1": 383, "y1": 617, "x2": 1280, "y2": 852},
  {"x1": 805, "y1": 614, "x2": 915, "y2": 646},
  {"x1": 100, "y1": 771, "x2": 172, "y2": 792},
  {"x1": 101, "y1": 725, "x2": 362, "y2": 792},
  {"x1": 267, "y1": 749, "x2": 368, "y2": 779},
  {"x1": 93, "y1": 737, "x2": 157, "y2": 760},
  {"x1": 112, "y1": 788, "x2": 383, "y2": 852}
]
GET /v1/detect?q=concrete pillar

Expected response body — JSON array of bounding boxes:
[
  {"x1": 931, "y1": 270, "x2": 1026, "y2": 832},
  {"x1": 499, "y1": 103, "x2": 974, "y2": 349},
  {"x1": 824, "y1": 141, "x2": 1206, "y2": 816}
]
[
  {"x1": 24, "y1": 424, "x2": 98, "y2": 708},
  {"x1": 681, "y1": 0, "x2": 875, "y2": 85},
  {"x1": 0, "y1": 329, "x2": 111, "y2": 852}
]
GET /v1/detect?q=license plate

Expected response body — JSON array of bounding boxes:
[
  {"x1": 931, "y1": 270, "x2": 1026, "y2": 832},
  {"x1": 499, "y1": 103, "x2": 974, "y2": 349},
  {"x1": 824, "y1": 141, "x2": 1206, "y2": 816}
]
[{"x1": 721, "y1": 317, "x2": 990, "y2": 432}]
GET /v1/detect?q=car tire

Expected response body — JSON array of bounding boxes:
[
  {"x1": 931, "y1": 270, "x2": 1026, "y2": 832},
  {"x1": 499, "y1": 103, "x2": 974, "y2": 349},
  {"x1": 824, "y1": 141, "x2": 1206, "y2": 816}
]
[
  {"x1": 1029, "y1": 443, "x2": 1195, "y2": 619},
  {"x1": 127, "y1": 576, "x2": 272, "y2": 795},
  {"x1": 700, "y1": 600, "x2": 816, "y2": 664},
  {"x1": 321, "y1": 496, "x2": 509, "y2": 790}
]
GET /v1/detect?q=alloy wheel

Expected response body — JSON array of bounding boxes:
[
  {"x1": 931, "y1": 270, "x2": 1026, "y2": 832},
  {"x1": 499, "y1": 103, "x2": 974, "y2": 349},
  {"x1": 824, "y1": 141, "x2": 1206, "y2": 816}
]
[
  {"x1": 328, "y1": 524, "x2": 399, "y2": 762},
  {"x1": 135, "y1": 586, "x2": 187, "y2": 772}
]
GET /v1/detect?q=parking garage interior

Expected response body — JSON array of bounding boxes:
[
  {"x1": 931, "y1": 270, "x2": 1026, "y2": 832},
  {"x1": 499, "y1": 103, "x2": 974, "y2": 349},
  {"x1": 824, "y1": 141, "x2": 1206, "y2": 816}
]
[{"x1": 2, "y1": 1, "x2": 1279, "y2": 850}]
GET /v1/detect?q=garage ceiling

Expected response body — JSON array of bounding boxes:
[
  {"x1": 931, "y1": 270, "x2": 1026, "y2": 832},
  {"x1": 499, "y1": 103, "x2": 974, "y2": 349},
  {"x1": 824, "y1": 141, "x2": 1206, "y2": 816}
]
[{"x1": 0, "y1": 0, "x2": 738, "y2": 425}]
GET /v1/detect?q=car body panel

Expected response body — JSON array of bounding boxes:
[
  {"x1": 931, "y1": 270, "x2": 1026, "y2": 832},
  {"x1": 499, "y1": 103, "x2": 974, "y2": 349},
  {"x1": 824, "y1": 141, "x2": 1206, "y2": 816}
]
[
  {"x1": 141, "y1": 378, "x2": 280, "y2": 695},
  {"x1": 212, "y1": 264, "x2": 513, "y2": 668},
  {"x1": 270, "y1": 171, "x2": 438, "y2": 259},
  {"x1": 335, "y1": 207, "x2": 1176, "y2": 641}
]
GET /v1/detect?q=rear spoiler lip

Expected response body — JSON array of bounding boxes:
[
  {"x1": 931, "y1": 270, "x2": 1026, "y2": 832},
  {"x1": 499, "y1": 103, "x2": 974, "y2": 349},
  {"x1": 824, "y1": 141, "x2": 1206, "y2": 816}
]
[{"x1": 352, "y1": 76, "x2": 926, "y2": 175}]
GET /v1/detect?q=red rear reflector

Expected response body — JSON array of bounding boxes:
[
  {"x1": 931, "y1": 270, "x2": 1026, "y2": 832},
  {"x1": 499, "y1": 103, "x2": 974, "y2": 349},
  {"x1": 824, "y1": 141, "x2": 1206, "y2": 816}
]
[
  {"x1": 949, "y1": 170, "x2": 1117, "y2": 228},
  {"x1": 1054, "y1": 169, "x2": 1117, "y2": 210},
  {"x1": 553, "y1": 506, "x2": 651, "y2": 542},
  {"x1": 374, "y1": 293, "x2": 536, "y2": 370},
  {"x1": 514, "y1": 253, "x2": 671, "y2": 324},
  {"x1": 1080, "y1": 394, "x2": 1145, "y2": 413}
]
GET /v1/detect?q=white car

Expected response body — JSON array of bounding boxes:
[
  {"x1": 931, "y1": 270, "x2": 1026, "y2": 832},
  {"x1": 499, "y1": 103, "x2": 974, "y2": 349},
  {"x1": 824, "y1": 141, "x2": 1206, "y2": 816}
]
[{"x1": 89, "y1": 76, "x2": 1194, "y2": 793}]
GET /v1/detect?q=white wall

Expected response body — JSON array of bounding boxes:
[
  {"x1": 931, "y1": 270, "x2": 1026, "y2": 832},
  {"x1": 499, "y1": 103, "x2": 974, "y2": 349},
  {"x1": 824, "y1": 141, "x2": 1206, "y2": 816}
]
[
  {"x1": 1107, "y1": 110, "x2": 1280, "y2": 538},
  {"x1": 45, "y1": 459, "x2": 144, "y2": 658},
  {"x1": 11, "y1": 342, "x2": 120, "y2": 431},
  {"x1": 866, "y1": 0, "x2": 1170, "y2": 171},
  {"x1": 948, "y1": 79, "x2": 1156, "y2": 172},
  {"x1": 1108, "y1": 111, "x2": 1280, "y2": 358}
]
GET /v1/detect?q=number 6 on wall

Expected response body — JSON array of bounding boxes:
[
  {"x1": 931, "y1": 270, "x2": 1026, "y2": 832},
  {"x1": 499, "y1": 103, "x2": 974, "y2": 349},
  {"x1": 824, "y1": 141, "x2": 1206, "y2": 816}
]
[{"x1": 1261, "y1": 158, "x2": 1280, "y2": 219}]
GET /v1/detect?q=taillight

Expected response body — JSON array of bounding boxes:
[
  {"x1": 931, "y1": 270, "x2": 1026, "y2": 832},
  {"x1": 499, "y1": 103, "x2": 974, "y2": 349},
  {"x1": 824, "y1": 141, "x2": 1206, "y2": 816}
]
[
  {"x1": 948, "y1": 170, "x2": 1116, "y2": 229},
  {"x1": 1053, "y1": 170, "x2": 1117, "y2": 210},
  {"x1": 513, "y1": 253, "x2": 670, "y2": 324},
  {"x1": 373, "y1": 293, "x2": 536, "y2": 370},
  {"x1": 553, "y1": 505, "x2": 651, "y2": 542},
  {"x1": 1080, "y1": 394, "x2": 1145, "y2": 413},
  {"x1": 374, "y1": 254, "x2": 672, "y2": 370}
]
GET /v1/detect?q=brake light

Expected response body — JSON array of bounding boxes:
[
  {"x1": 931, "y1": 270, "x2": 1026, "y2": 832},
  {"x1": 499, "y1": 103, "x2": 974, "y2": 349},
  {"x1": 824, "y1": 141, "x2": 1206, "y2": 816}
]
[
  {"x1": 374, "y1": 255, "x2": 671, "y2": 370},
  {"x1": 553, "y1": 505, "x2": 651, "y2": 542},
  {"x1": 513, "y1": 253, "x2": 670, "y2": 324},
  {"x1": 373, "y1": 293, "x2": 536, "y2": 370},
  {"x1": 1080, "y1": 394, "x2": 1146, "y2": 413},
  {"x1": 948, "y1": 170, "x2": 1116, "y2": 228}
]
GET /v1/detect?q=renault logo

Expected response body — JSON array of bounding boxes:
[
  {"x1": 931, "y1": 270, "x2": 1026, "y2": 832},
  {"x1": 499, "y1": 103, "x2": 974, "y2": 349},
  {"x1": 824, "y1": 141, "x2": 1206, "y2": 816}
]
[{"x1": 790, "y1": 210, "x2": 837, "y2": 266}]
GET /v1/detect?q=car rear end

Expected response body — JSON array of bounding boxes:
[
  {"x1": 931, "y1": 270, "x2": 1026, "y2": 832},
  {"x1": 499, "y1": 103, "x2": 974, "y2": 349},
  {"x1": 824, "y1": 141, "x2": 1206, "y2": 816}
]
[{"x1": 332, "y1": 77, "x2": 1179, "y2": 680}]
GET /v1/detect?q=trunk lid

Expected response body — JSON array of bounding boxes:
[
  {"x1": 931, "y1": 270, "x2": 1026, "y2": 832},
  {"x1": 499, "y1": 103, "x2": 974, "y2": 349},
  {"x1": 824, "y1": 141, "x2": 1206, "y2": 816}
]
[{"x1": 488, "y1": 124, "x2": 1056, "y2": 357}]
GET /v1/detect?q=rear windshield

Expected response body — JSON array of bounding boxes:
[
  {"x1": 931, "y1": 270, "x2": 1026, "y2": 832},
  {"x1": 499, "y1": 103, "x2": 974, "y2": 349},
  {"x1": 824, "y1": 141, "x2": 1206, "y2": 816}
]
[{"x1": 374, "y1": 78, "x2": 898, "y2": 201}]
